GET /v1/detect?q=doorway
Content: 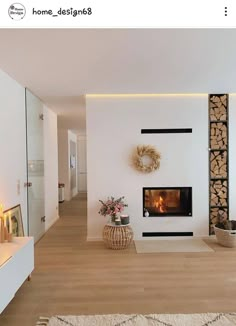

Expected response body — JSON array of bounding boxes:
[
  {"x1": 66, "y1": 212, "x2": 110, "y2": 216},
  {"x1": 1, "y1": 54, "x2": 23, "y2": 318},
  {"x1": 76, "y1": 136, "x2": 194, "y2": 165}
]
[{"x1": 25, "y1": 89, "x2": 45, "y2": 242}]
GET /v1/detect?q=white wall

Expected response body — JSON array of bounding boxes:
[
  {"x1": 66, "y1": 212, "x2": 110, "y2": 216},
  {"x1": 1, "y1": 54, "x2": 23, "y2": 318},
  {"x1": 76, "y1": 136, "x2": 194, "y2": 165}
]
[
  {"x1": 77, "y1": 134, "x2": 87, "y2": 192},
  {"x1": 44, "y1": 106, "x2": 59, "y2": 230},
  {"x1": 68, "y1": 130, "x2": 78, "y2": 198},
  {"x1": 0, "y1": 70, "x2": 59, "y2": 237},
  {"x1": 0, "y1": 70, "x2": 28, "y2": 233},
  {"x1": 86, "y1": 95, "x2": 209, "y2": 240},
  {"x1": 58, "y1": 129, "x2": 78, "y2": 201},
  {"x1": 229, "y1": 95, "x2": 236, "y2": 220},
  {"x1": 58, "y1": 129, "x2": 70, "y2": 200}
]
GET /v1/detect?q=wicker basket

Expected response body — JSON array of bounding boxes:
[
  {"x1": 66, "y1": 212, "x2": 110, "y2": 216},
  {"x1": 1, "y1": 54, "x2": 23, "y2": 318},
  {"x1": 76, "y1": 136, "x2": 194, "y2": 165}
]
[
  {"x1": 214, "y1": 226, "x2": 236, "y2": 248},
  {"x1": 103, "y1": 224, "x2": 134, "y2": 250}
]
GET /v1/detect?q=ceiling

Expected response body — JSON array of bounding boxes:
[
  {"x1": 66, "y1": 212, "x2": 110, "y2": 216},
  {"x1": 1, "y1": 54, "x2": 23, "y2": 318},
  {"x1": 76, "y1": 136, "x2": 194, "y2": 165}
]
[{"x1": 0, "y1": 29, "x2": 236, "y2": 132}]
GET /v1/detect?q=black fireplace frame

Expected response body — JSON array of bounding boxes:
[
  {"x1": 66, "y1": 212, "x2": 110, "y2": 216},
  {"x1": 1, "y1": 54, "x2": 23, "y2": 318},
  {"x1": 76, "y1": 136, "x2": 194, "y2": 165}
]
[{"x1": 143, "y1": 187, "x2": 192, "y2": 217}]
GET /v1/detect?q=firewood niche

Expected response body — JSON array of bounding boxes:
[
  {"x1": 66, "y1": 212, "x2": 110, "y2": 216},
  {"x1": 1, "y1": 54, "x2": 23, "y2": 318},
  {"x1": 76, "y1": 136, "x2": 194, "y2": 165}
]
[{"x1": 209, "y1": 94, "x2": 229, "y2": 235}]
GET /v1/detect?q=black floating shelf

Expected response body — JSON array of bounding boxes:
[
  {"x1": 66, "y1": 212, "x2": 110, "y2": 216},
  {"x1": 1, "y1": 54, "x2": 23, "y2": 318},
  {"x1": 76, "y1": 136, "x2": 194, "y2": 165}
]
[
  {"x1": 209, "y1": 149, "x2": 227, "y2": 152},
  {"x1": 210, "y1": 206, "x2": 228, "y2": 209},
  {"x1": 210, "y1": 120, "x2": 227, "y2": 123},
  {"x1": 210, "y1": 177, "x2": 227, "y2": 180},
  {"x1": 141, "y1": 128, "x2": 192, "y2": 134},
  {"x1": 142, "y1": 232, "x2": 193, "y2": 237},
  {"x1": 210, "y1": 94, "x2": 227, "y2": 96}
]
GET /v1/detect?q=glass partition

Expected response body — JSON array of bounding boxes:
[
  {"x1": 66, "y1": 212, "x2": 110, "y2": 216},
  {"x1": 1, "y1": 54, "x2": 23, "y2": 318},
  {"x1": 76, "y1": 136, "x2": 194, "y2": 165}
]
[{"x1": 25, "y1": 89, "x2": 45, "y2": 242}]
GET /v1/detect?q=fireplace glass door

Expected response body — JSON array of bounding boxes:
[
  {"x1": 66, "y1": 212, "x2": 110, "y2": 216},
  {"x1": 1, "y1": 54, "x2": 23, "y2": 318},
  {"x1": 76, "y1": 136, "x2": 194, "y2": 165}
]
[{"x1": 143, "y1": 187, "x2": 192, "y2": 217}]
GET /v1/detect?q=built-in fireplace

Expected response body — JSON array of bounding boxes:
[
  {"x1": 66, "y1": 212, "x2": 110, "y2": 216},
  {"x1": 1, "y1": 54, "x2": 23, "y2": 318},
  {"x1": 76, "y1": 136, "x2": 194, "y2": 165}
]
[{"x1": 143, "y1": 187, "x2": 192, "y2": 217}]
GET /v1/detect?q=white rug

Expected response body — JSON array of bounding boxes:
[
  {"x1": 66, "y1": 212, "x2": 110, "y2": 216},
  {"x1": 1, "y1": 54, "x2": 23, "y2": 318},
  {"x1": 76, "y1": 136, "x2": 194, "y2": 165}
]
[
  {"x1": 135, "y1": 239, "x2": 214, "y2": 253},
  {"x1": 37, "y1": 313, "x2": 236, "y2": 325}
]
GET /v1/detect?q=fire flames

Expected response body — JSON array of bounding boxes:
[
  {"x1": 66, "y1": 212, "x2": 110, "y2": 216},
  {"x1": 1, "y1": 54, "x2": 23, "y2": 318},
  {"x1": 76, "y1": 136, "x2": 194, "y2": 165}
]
[{"x1": 155, "y1": 196, "x2": 167, "y2": 213}]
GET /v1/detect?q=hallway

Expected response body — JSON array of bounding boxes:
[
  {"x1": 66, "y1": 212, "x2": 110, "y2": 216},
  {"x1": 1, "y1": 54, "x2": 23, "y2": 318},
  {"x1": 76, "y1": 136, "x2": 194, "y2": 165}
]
[
  {"x1": 0, "y1": 194, "x2": 135, "y2": 326},
  {"x1": 1, "y1": 195, "x2": 236, "y2": 325}
]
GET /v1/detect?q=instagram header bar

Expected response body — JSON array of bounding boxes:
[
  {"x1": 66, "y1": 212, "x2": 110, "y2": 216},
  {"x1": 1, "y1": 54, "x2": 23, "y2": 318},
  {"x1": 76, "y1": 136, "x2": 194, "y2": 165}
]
[{"x1": 0, "y1": 0, "x2": 235, "y2": 28}]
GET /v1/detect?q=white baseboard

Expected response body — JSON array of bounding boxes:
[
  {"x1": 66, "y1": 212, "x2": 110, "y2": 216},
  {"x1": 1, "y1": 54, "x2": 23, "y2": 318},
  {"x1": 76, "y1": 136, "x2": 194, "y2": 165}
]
[{"x1": 45, "y1": 215, "x2": 59, "y2": 232}]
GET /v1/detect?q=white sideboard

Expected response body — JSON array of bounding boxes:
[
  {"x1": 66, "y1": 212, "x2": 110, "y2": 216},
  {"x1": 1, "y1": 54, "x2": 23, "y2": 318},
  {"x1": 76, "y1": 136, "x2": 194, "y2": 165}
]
[{"x1": 0, "y1": 237, "x2": 34, "y2": 313}]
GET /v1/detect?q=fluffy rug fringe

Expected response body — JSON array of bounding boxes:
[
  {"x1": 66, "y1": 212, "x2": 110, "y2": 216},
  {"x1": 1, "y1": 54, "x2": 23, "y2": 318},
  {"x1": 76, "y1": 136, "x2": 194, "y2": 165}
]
[{"x1": 36, "y1": 313, "x2": 236, "y2": 326}]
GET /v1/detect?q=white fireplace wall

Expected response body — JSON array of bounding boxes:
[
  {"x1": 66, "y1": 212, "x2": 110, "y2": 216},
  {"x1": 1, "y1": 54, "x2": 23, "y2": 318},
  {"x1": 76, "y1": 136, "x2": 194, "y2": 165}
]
[{"x1": 86, "y1": 95, "x2": 209, "y2": 240}]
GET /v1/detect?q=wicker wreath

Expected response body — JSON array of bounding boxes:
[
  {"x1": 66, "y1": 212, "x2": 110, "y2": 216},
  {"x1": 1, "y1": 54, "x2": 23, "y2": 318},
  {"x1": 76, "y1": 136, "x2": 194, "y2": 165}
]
[{"x1": 132, "y1": 145, "x2": 161, "y2": 173}]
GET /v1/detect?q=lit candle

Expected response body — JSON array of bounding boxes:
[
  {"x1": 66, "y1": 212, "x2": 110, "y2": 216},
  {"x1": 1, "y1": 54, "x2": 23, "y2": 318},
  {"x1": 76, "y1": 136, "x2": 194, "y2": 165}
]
[{"x1": 8, "y1": 212, "x2": 12, "y2": 234}]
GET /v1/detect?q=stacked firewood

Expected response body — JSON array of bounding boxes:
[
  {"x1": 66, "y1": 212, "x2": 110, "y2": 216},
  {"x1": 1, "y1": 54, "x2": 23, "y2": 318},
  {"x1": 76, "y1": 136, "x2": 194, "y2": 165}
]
[
  {"x1": 210, "y1": 151, "x2": 227, "y2": 178},
  {"x1": 210, "y1": 180, "x2": 227, "y2": 207},
  {"x1": 210, "y1": 123, "x2": 227, "y2": 150},
  {"x1": 209, "y1": 94, "x2": 227, "y2": 121},
  {"x1": 209, "y1": 94, "x2": 228, "y2": 235}
]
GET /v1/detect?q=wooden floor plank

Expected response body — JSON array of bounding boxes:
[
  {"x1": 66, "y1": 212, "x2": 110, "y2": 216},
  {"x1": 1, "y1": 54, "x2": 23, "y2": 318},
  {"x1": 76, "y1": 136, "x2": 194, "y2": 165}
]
[{"x1": 1, "y1": 193, "x2": 236, "y2": 325}]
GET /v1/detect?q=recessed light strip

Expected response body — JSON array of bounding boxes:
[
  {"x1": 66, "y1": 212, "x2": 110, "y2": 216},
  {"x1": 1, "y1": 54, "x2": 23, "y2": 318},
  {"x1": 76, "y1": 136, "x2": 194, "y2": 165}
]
[{"x1": 86, "y1": 93, "x2": 208, "y2": 98}]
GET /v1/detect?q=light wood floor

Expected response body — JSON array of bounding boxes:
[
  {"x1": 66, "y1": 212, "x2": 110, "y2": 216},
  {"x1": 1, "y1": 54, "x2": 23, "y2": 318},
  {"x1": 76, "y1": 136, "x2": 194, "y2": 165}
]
[{"x1": 1, "y1": 194, "x2": 236, "y2": 325}]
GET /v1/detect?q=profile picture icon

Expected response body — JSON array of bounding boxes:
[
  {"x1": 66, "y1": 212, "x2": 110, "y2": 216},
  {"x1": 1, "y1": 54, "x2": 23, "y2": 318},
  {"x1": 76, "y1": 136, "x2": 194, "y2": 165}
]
[{"x1": 8, "y1": 3, "x2": 26, "y2": 20}]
